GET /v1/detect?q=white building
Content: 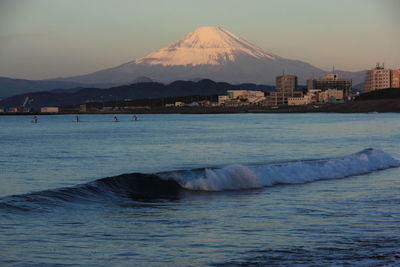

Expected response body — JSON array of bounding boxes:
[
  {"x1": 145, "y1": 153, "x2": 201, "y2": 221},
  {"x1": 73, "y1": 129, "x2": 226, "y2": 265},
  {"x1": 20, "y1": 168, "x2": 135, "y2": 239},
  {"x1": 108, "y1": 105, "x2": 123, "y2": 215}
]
[
  {"x1": 222, "y1": 90, "x2": 265, "y2": 105},
  {"x1": 175, "y1": 102, "x2": 185, "y2": 107}
]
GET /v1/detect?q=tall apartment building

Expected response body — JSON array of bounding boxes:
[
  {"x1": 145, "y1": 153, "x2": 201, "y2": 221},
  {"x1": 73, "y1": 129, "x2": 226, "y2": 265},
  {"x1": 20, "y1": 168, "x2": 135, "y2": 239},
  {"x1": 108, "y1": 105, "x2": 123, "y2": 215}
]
[
  {"x1": 390, "y1": 69, "x2": 400, "y2": 89},
  {"x1": 265, "y1": 75, "x2": 302, "y2": 106},
  {"x1": 275, "y1": 75, "x2": 298, "y2": 92},
  {"x1": 363, "y1": 63, "x2": 400, "y2": 92},
  {"x1": 307, "y1": 73, "x2": 352, "y2": 98},
  {"x1": 364, "y1": 63, "x2": 390, "y2": 92}
]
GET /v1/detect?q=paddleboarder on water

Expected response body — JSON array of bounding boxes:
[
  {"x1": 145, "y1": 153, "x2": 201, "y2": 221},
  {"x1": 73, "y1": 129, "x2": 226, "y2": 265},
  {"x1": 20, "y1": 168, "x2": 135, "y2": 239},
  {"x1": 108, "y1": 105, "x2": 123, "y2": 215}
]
[{"x1": 32, "y1": 116, "x2": 39, "y2": 123}]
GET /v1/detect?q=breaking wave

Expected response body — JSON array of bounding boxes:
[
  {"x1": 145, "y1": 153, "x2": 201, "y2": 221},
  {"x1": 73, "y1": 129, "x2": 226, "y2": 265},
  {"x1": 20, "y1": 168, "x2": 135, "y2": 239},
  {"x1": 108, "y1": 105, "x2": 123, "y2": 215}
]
[
  {"x1": 0, "y1": 148, "x2": 398, "y2": 212},
  {"x1": 167, "y1": 148, "x2": 399, "y2": 191}
]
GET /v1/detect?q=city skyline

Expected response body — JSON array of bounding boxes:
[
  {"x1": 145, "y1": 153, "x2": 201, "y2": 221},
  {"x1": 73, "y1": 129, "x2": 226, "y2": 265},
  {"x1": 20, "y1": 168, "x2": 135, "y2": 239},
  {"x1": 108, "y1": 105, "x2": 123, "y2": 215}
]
[{"x1": 0, "y1": 0, "x2": 399, "y2": 80}]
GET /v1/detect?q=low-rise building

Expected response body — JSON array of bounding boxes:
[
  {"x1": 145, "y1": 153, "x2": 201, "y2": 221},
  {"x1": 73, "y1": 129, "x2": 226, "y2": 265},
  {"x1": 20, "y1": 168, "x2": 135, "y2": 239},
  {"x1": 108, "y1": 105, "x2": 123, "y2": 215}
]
[
  {"x1": 190, "y1": 102, "x2": 200, "y2": 107},
  {"x1": 227, "y1": 90, "x2": 247, "y2": 99},
  {"x1": 80, "y1": 104, "x2": 87, "y2": 112},
  {"x1": 10, "y1": 107, "x2": 21, "y2": 113},
  {"x1": 265, "y1": 90, "x2": 303, "y2": 106},
  {"x1": 223, "y1": 99, "x2": 245, "y2": 107},
  {"x1": 288, "y1": 97, "x2": 308, "y2": 106},
  {"x1": 318, "y1": 89, "x2": 343, "y2": 103},
  {"x1": 288, "y1": 88, "x2": 343, "y2": 106},
  {"x1": 220, "y1": 90, "x2": 265, "y2": 106},
  {"x1": 196, "y1": 100, "x2": 218, "y2": 107},
  {"x1": 218, "y1": 95, "x2": 229, "y2": 105},
  {"x1": 175, "y1": 101, "x2": 185, "y2": 107},
  {"x1": 227, "y1": 90, "x2": 265, "y2": 99},
  {"x1": 40, "y1": 107, "x2": 59, "y2": 113},
  {"x1": 307, "y1": 89, "x2": 322, "y2": 103}
]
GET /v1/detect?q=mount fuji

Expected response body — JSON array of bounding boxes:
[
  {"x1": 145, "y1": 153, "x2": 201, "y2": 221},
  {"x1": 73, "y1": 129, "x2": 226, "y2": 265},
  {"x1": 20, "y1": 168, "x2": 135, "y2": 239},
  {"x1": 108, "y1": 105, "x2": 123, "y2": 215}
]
[{"x1": 57, "y1": 26, "x2": 365, "y2": 85}]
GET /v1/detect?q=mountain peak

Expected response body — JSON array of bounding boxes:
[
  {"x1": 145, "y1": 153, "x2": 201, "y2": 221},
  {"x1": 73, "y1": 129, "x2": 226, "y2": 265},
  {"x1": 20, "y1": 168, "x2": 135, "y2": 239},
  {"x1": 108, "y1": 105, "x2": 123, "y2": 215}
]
[
  {"x1": 56, "y1": 26, "x2": 350, "y2": 85},
  {"x1": 135, "y1": 26, "x2": 275, "y2": 66}
]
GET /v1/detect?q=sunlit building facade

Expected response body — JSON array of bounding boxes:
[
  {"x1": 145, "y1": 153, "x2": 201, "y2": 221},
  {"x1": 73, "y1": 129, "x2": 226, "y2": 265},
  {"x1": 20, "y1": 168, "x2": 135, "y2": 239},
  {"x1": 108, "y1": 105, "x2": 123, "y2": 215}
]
[
  {"x1": 391, "y1": 69, "x2": 400, "y2": 89},
  {"x1": 264, "y1": 75, "x2": 302, "y2": 106},
  {"x1": 307, "y1": 73, "x2": 352, "y2": 98},
  {"x1": 363, "y1": 63, "x2": 400, "y2": 92}
]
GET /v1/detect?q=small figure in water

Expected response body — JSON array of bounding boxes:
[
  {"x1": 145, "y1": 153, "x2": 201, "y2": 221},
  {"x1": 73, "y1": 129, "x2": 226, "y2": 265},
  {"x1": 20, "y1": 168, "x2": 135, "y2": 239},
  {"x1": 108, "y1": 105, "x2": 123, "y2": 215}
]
[
  {"x1": 32, "y1": 116, "x2": 39, "y2": 123},
  {"x1": 114, "y1": 116, "x2": 119, "y2": 122},
  {"x1": 76, "y1": 115, "x2": 80, "y2": 122},
  {"x1": 133, "y1": 114, "x2": 138, "y2": 121}
]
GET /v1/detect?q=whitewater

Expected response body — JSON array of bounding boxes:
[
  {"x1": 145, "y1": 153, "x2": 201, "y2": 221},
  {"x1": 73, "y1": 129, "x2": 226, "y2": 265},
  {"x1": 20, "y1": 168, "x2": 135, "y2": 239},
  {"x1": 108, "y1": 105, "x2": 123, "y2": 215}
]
[
  {"x1": 1, "y1": 113, "x2": 400, "y2": 266},
  {"x1": 170, "y1": 148, "x2": 399, "y2": 191}
]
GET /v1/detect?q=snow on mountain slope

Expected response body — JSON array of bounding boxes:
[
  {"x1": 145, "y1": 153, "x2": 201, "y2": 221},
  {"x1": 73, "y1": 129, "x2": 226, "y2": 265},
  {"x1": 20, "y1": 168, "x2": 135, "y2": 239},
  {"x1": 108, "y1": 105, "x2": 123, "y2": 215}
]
[{"x1": 135, "y1": 26, "x2": 275, "y2": 66}]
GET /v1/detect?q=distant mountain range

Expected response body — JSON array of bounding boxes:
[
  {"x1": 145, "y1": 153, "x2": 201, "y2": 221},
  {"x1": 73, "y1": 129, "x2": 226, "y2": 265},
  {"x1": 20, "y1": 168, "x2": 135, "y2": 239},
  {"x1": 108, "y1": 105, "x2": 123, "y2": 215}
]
[
  {"x1": 0, "y1": 76, "x2": 153, "y2": 99},
  {"x1": 0, "y1": 26, "x2": 367, "y2": 99},
  {"x1": 0, "y1": 79, "x2": 274, "y2": 109},
  {"x1": 0, "y1": 77, "x2": 87, "y2": 98}
]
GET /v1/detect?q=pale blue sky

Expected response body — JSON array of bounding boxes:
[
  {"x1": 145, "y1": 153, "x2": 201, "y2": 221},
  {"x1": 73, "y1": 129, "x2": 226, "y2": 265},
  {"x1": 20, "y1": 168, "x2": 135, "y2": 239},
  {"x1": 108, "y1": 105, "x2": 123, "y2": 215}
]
[{"x1": 0, "y1": 0, "x2": 399, "y2": 79}]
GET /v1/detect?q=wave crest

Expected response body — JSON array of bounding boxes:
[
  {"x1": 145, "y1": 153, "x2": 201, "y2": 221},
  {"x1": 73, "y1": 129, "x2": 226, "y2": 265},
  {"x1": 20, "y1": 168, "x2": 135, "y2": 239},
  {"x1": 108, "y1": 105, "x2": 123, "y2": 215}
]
[
  {"x1": 181, "y1": 165, "x2": 262, "y2": 191},
  {"x1": 165, "y1": 149, "x2": 399, "y2": 191}
]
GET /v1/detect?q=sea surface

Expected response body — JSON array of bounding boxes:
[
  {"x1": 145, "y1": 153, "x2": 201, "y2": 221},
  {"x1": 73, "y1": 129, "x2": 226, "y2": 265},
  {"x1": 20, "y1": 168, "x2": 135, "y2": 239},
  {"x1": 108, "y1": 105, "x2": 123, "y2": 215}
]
[{"x1": 1, "y1": 113, "x2": 400, "y2": 266}]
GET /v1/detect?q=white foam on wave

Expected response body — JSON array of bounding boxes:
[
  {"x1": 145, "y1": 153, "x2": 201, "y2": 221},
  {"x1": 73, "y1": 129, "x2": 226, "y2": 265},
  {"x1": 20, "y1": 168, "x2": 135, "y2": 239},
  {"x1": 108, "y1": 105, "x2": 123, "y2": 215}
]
[{"x1": 165, "y1": 149, "x2": 399, "y2": 191}]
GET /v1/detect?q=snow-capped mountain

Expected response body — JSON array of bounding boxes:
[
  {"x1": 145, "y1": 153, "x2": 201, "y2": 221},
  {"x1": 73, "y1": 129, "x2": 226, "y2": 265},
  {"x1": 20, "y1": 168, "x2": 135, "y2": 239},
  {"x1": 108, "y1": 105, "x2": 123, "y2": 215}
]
[
  {"x1": 57, "y1": 26, "x2": 365, "y2": 85},
  {"x1": 135, "y1": 26, "x2": 275, "y2": 66}
]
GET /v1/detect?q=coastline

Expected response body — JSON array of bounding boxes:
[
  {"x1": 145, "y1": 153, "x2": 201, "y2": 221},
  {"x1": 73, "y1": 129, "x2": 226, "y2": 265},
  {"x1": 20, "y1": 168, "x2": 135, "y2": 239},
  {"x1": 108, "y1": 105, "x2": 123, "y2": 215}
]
[{"x1": 1, "y1": 99, "x2": 399, "y2": 116}]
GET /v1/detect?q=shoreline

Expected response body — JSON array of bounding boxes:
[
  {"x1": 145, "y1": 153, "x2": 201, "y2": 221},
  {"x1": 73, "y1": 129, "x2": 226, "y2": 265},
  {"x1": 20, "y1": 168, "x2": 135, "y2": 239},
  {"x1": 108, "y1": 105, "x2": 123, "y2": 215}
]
[{"x1": 1, "y1": 99, "x2": 399, "y2": 115}]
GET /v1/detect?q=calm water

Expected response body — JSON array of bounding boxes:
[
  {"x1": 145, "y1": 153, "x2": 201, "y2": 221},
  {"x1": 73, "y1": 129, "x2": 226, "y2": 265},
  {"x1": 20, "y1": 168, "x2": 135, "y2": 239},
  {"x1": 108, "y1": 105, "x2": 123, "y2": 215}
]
[{"x1": 1, "y1": 113, "x2": 400, "y2": 266}]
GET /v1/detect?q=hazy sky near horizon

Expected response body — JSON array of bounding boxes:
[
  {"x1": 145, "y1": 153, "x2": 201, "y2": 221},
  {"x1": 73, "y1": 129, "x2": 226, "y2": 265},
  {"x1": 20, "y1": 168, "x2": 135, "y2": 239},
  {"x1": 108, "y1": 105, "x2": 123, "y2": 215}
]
[{"x1": 0, "y1": 0, "x2": 399, "y2": 80}]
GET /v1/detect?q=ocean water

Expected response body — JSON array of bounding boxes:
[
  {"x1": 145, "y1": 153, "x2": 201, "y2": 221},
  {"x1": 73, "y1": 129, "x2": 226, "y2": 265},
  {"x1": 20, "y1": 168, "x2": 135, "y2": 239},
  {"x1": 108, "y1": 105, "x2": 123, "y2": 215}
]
[{"x1": 0, "y1": 113, "x2": 400, "y2": 266}]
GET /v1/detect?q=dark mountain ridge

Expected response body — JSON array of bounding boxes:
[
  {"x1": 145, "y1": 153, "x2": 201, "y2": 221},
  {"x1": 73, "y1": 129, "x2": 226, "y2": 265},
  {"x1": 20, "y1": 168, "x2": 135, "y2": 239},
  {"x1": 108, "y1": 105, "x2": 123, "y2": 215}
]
[
  {"x1": 0, "y1": 79, "x2": 274, "y2": 109},
  {"x1": 0, "y1": 76, "x2": 154, "y2": 99}
]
